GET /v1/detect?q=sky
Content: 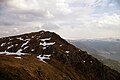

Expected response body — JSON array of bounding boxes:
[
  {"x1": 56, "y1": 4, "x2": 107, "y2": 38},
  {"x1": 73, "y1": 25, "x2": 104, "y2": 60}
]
[{"x1": 0, "y1": 0, "x2": 120, "y2": 39}]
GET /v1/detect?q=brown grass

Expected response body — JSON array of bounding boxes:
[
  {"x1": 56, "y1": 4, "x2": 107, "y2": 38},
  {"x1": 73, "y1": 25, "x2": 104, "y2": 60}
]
[{"x1": 0, "y1": 54, "x2": 82, "y2": 80}]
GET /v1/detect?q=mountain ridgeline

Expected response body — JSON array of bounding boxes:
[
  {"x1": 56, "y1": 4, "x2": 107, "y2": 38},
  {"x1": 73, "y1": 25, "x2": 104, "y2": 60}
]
[{"x1": 0, "y1": 31, "x2": 120, "y2": 80}]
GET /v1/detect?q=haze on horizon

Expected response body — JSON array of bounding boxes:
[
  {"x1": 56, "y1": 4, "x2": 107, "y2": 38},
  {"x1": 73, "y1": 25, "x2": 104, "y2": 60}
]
[{"x1": 0, "y1": 0, "x2": 120, "y2": 39}]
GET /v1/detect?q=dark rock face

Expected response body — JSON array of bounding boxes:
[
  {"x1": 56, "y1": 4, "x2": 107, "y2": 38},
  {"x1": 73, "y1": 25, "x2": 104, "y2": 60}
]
[{"x1": 0, "y1": 30, "x2": 120, "y2": 80}]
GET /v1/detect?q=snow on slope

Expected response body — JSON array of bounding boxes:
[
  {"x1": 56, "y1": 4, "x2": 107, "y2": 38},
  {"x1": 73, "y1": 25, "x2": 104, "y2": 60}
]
[
  {"x1": 37, "y1": 54, "x2": 51, "y2": 63},
  {"x1": 40, "y1": 38, "x2": 55, "y2": 50},
  {"x1": 0, "y1": 37, "x2": 55, "y2": 63}
]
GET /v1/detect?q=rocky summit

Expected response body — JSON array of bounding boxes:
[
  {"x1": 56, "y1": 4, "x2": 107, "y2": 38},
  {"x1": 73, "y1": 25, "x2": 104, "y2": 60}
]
[{"x1": 0, "y1": 30, "x2": 120, "y2": 80}]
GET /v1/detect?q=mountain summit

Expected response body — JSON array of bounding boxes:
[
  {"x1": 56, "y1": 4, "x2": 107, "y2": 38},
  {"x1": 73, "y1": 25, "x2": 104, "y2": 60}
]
[{"x1": 0, "y1": 31, "x2": 120, "y2": 80}]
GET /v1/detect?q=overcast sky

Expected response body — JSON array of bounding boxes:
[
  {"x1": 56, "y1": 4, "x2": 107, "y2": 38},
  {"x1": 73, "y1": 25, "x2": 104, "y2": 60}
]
[{"x1": 0, "y1": 0, "x2": 120, "y2": 39}]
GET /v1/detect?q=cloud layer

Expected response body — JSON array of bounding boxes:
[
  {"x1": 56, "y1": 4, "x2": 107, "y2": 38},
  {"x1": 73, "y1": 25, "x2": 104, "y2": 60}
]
[{"x1": 0, "y1": 0, "x2": 120, "y2": 39}]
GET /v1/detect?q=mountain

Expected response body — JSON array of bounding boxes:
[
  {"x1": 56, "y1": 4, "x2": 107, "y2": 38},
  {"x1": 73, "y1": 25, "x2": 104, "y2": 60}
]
[
  {"x1": 0, "y1": 31, "x2": 120, "y2": 80},
  {"x1": 91, "y1": 53, "x2": 120, "y2": 73},
  {"x1": 68, "y1": 39, "x2": 120, "y2": 61},
  {"x1": 0, "y1": 54, "x2": 76, "y2": 80},
  {"x1": 68, "y1": 39, "x2": 120, "y2": 72}
]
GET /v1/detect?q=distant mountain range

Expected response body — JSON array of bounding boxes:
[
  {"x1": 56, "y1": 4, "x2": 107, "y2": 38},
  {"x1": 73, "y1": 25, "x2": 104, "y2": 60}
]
[
  {"x1": 68, "y1": 39, "x2": 120, "y2": 72},
  {"x1": 68, "y1": 39, "x2": 120, "y2": 61},
  {"x1": 0, "y1": 31, "x2": 120, "y2": 80}
]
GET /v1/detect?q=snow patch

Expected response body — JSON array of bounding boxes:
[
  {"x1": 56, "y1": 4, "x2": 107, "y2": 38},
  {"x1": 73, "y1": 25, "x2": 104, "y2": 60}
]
[
  {"x1": 32, "y1": 36, "x2": 34, "y2": 38},
  {"x1": 31, "y1": 49, "x2": 34, "y2": 51},
  {"x1": 22, "y1": 40, "x2": 29, "y2": 47},
  {"x1": 40, "y1": 38, "x2": 51, "y2": 42},
  {"x1": 15, "y1": 44, "x2": 18, "y2": 46},
  {"x1": 40, "y1": 31, "x2": 44, "y2": 34},
  {"x1": 17, "y1": 37, "x2": 24, "y2": 41},
  {"x1": 90, "y1": 61, "x2": 93, "y2": 63},
  {"x1": 88, "y1": 53, "x2": 90, "y2": 54},
  {"x1": 25, "y1": 39, "x2": 31, "y2": 41},
  {"x1": 40, "y1": 38, "x2": 55, "y2": 49},
  {"x1": 8, "y1": 42, "x2": 11, "y2": 44},
  {"x1": 14, "y1": 57, "x2": 21, "y2": 59},
  {"x1": 0, "y1": 51, "x2": 27, "y2": 56},
  {"x1": 42, "y1": 47, "x2": 47, "y2": 50},
  {"x1": 9, "y1": 38, "x2": 13, "y2": 41},
  {"x1": 40, "y1": 42, "x2": 55, "y2": 46},
  {"x1": 65, "y1": 51, "x2": 70, "y2": 53},
  {"x1": 17, "y1": 49, "x2": 22, "y2": 53},
  {"x1": 37, "y1": 54, "x2": 51, "y2": 63},
  {"x1": 24, "y1": 46, "x2": 29, "y2": 49},
  {"x1": 0, "y1": 52, "x2": 6, "y2": 55},
  {"x1": 83, "y1": 61, "x2": 86, "y2": 63},
  {"x1": 66, "y1": 54, "x2": 69, "y2": 56},
  {"x1": 6, "y1": 52, "x2": 26, "y2": 56},
  {"x1": 8, "y1": 45, "x2": 14, "y2": 49},
  {"x1": 59, "y1": 45, "x2": 62, "y2": 47},
  {"x1": 1, "y1": 43, "x2": 6, "y2": 46}
]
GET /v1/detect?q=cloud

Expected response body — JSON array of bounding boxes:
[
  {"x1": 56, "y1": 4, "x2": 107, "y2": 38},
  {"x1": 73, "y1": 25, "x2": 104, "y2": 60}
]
[
  {"x1": 39, "y1": 22, "x2": 60, "y2": 30},
  {"x1": 99, "y1": 13, "x2": 120, "y2": 25},
  {"x1": 0, "y1": 0, "x2": 8, "y2": 3},
  {"x1": 0, "y1": 0, "x2": 72, "y2": 26},
  {"x1": 6, "y1": 0, "x2": 72, "y2": 15},
  {"x1": 0, "y1": 0, "x2": 120, "y2": 39}
]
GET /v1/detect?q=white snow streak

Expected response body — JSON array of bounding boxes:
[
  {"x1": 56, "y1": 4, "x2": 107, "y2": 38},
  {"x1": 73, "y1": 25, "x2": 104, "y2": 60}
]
[
  {"x1": 41, "y1": 38, "x2": 51, "y2": 42},
  {"x1": 0, "y1": 51, "x2": 26, "y2": 56},
  {"x1": 65, "y1": 51, "x2": 70, "y2": 53},
  {"x1": 17, "y1": 37, "x2": 24, "y2": 41},
  {"x1": 37, "y1": 54, "x2": 51, "y2": 63},
  {"x1": 22, "y1": 40, "x2": 29, "y2": 47},
  {"x1": 40, "y1": 42, "x2": 55, "y2": 46},
  {"x1": 8, "y1": 45, "x2": 14, "y2": 49},
  {"x1": 1, "y1": 43, "x2": 6, "y2": 46},
  {"x1": 14, "y1": 57, "x2": 22, "y2": 59}
]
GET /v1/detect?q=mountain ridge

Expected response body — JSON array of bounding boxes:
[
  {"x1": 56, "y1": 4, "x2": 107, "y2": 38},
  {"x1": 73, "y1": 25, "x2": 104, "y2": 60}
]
[{"x1": 0, "y1": 30, "x2": 120, "y2": 80}]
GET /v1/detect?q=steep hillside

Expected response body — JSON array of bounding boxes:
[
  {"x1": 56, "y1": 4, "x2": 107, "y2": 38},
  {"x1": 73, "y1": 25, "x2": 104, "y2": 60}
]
[
  {"x1": 89, "y1": 53, "x2": 120, "y2": 73},
  {"x1": 68, "y1": 39, "x2": 120, "y2": 72},
  {"x1": 0, "y1": 31, "x2": 120, "y2": 80},
  {"x1": 0, "y1": 54, "x2": 80, "y2": 80}
]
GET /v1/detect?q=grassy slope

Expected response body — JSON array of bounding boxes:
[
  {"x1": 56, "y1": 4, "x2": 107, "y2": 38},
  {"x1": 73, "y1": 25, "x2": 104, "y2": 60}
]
[{"x1": 0, "y1": 54, "x2": 81, "y2": 80}]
